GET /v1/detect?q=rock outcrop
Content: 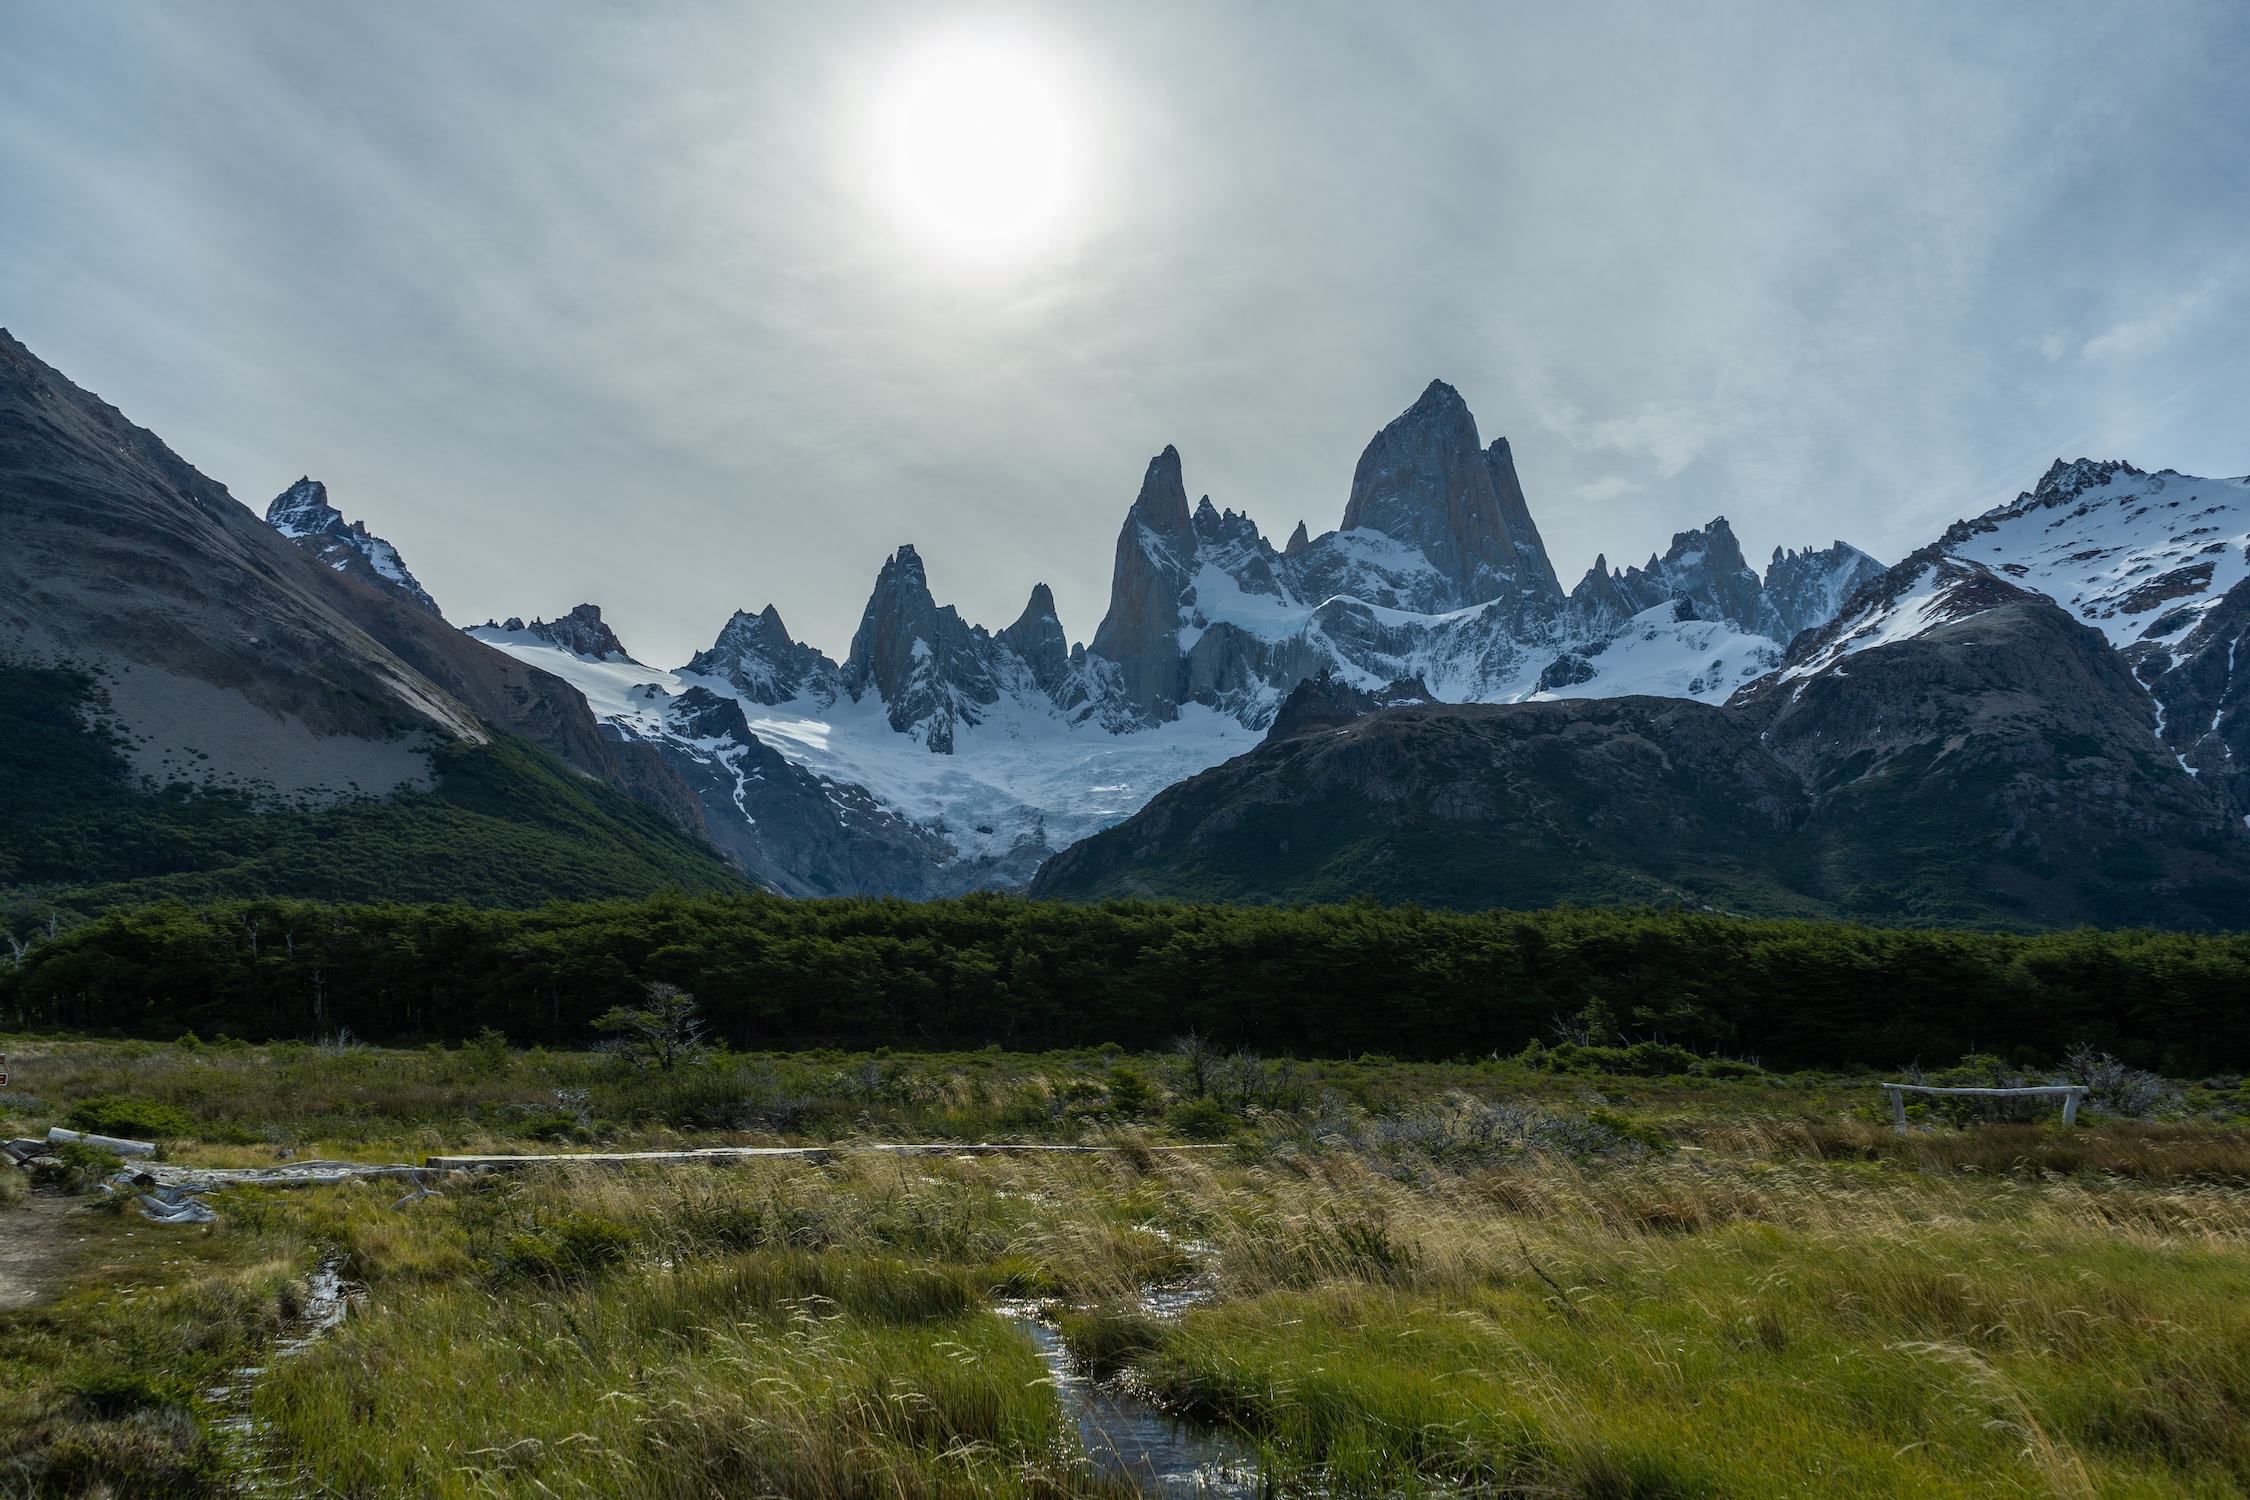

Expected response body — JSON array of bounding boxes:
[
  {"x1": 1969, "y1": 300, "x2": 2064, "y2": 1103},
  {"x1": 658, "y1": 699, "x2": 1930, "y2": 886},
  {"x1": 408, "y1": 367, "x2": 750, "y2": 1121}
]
[
  {"x1": 1338, "y1": 380, "x2": 1563, "y2": 612},
  {"x1": 266, "y1": 477, "x2": 445, "y2": 618}
]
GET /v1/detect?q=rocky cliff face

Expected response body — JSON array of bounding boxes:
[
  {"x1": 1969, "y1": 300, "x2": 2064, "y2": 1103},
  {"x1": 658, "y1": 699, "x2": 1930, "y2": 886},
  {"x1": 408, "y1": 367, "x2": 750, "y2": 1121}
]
[
  {"x1": 1089, "y1": 447, "x2": 1198, "y2": 721},
  {"x1": 266, "y1": 477, "x2": 445, "y2": 618},
  {"x1": 631, "y1": 686, "x2": 955, "y2": 898},
  {"x1": 1081, "y1": 385, "x2": 1888, "y2": 730},
  {"x1": 842, "y1": 545, "x2": 1006, "y2": 753},
  {"x1": 1338, "y1": 380, "x2": 1564, "y2": 612},
  {"x1": 684, "y1": 604, "x2": 840, "y2": 707},
  {"x1": 1762, "y1": 542, "x2": 1888, "y2": 643},
  {"x1": 2133, "y1": 577, "x2": 2250, "y2": 822}
]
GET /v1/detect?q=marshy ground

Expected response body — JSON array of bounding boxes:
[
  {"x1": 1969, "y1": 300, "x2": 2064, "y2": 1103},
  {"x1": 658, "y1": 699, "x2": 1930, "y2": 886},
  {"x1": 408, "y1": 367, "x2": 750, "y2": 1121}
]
[{"x1": 0, "y1": 1036, "x2": 2246, "y2": 1496}]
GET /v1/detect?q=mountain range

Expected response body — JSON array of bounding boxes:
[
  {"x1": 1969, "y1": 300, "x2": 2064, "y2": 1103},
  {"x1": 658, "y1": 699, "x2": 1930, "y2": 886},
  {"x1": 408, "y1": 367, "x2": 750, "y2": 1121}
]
[
  {"x1": 3, "y1": 328, "x2": 2245, "y2": 927},
  {"x1": 460, "y1": 379, "x2": 1893, "y2": 899}
]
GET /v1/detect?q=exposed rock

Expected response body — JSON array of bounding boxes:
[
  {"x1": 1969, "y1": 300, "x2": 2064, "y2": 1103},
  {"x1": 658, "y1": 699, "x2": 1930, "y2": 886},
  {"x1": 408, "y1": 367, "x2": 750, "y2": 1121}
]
[
  {"x1": 1089, "y1": 447, "x2": 1197, "y2": 722},
  {"x1": 2130, "y1": 575, "x2": 2250, "y2": 823},
  {"x1": 516, "y1": 604, "x2": 638, "y2": 663},
  {"x1": 0, "y1": 327, "x2": 716, "y2": 845},
  {"x1": 842, "y1": 544, "x2": 1003, "y2": 753},
  {"x1": 684, "y1": 604, "x2": 839, "y2": 707},
  {"x1": 1338, "y1": 380, "x2": 1563, "y2": 611},
  {"x1": 1761, "y1": 541, "x2": 1888, "y2": 643},
  {"x1": 266, "y1": 477, "x2": 444, "y2": 618},
  {"x1": 996, "y1": 583, "x2": 1077, "y2": 705},
  {"x1": 1036, "y1": 540, "x2": 2250, "y2": 928},
  {"x1": 624, "y1": 686, "x2": 953, "y2": 897}
]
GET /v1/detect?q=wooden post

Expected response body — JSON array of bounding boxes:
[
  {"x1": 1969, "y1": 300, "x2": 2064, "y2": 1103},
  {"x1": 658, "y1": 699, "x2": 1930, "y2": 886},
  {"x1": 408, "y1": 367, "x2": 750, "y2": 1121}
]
[
  {"x1": 2062, "y1": 1088, "x2": 2084, "y2": 1126},
  {"x1": 1887, "y1": 1084, "x2": 1908, "y2": 1136}
]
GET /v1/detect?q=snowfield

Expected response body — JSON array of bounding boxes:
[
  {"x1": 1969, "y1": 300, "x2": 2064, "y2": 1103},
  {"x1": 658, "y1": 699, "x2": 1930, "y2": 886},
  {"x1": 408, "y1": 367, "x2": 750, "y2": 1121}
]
[{"x1": 466, "y1": 626, "x2": 1264, "y2": 865}]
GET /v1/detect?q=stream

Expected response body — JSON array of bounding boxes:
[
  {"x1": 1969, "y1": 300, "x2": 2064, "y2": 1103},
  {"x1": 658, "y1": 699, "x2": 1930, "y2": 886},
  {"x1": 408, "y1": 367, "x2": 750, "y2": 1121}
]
[
  {"x1": 206, "y1": 1254, "x2": 360, "y2": 1497},
  {"x1": 198, "y1": 1253, "x2": 1262, "y2": 1496},
  {"x1": 998, "y1": 1302, "x2": 1265, "y2": 1497}
]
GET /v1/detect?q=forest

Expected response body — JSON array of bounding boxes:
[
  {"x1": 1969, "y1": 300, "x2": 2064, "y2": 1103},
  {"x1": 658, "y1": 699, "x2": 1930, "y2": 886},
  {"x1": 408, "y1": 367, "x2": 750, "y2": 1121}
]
[{"x1": 5, "y1": 892, "x2": 2247, "y2": 1072}]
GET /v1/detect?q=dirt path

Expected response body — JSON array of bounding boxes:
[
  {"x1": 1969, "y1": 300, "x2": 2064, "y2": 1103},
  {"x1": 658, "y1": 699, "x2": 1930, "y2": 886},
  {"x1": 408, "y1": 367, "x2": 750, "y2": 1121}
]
[{"x1": 0, "y1": 1194, "x2": 85, "y2": 1309}]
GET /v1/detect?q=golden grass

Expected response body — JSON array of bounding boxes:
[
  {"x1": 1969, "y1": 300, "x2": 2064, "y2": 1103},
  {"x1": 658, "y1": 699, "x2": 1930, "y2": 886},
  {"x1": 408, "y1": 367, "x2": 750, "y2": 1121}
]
[{"x1": 2, "y1": 1035, "x2": 2249, "y2": 1496}]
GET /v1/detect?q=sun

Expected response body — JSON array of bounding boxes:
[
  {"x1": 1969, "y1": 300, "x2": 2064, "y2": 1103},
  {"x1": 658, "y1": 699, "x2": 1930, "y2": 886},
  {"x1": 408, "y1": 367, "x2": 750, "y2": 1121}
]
[{"x1": 873, "y1": 33, "x2": 1078, "y2": 265}]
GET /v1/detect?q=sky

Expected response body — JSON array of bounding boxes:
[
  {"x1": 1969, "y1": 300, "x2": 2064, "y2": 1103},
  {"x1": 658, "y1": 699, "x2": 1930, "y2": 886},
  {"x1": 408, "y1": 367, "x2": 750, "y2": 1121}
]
[{"x1": 4, "y1": 2, "x2": 2249, "y2": 668}]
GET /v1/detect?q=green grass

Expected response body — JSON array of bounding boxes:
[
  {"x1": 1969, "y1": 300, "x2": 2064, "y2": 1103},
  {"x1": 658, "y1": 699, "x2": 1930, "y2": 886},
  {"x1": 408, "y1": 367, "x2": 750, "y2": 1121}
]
[{"x1": 2, "y1": 1039, "x2": 2250, "y2": 1495}]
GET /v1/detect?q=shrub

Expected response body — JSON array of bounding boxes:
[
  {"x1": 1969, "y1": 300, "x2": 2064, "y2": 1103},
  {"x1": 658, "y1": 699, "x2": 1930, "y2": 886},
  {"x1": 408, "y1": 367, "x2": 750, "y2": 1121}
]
[
  {"x1": 498, "y1": 1212, "x2": 635, "y2": 1284},
  {"x1": 1106, "y1": 1066, "x2": 1154, "y2": 1115},
  {"x1": 1169, "y1": 1097, "x2": 1236, "y2": 1140},
  {"x1": 44, "y1": 1141, "x2": 123, "y2": 1193},
  {"x1": 62, "y1": 1096, "x2": 193, "y2": 1141}
]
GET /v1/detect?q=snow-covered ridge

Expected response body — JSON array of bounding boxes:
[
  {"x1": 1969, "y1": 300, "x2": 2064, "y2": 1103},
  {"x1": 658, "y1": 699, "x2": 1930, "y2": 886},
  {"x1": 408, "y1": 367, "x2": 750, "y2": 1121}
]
[{"x1": 1938, "y1": 459, "x2": 2250, "y2": 653}]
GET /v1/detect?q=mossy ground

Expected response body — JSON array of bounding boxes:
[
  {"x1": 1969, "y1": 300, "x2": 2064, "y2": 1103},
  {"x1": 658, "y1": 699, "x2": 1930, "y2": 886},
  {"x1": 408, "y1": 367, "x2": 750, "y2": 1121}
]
[{"x1": 0, "y1": 1038, "x2": 2246, "y2": 1495}]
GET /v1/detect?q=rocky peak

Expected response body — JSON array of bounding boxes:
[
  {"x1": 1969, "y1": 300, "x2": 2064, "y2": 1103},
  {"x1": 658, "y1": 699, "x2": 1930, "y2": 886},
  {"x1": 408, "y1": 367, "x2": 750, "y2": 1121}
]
[
  {"x1": 1090, "y1": 447, "x2": 1201, "y2": 724},
  {"x1": 844, "y1": 544, "x2": 1000, "y2": 753},
  {"x1": 666, "y1": 683, "x2": 755, "y2": 744},
  {"x1": 1284, "y1": 521, "x2": 1311, "y2": 557},
  {"x1": 1338, "y1": 380, "x2": 1563, "y2": 611},
  {"x1": 1566, "y1": 551, "x2": 1639, "y2": 634},
  {"x1": 1760, "y1": 541, "x2": 1888, "y2": 644},
  {"x1": 521, "y1": 603, "x2": 638, "y2": 663},
  {"x1": 684, "y1": 604, "x2": 837, "y2": 706},
  {"x1": 1133, "y1": 446, "x2": 1195, "y2": 554},
  {"x1": 1613, "y1": 517, "x2": 1765, "y2": 630},
  {"x1": 262, "y1": 477, "x2": 443, "y2": 618},
  {"x1": 266, "y1": 476, "x2": 341, "y2": 537},
  {"x1": 997, "y1": 582, "x2": 1076, "y2": 701},
  {"x1": 2029, "y1": 457, "x2": 2146, "y2": 509}
]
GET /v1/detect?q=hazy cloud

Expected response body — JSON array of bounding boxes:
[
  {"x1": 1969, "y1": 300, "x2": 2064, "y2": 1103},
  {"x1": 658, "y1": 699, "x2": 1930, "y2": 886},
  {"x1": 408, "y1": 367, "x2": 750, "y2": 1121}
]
[{"x1": 4, "y1": 2, "x2": 2247, "y2": 666}]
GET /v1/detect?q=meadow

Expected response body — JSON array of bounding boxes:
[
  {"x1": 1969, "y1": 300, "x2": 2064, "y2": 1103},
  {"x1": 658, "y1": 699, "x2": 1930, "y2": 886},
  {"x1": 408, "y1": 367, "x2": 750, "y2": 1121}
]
[{"x1": 0, "y1": 1035, "x2": 2246, "y2": 1496}]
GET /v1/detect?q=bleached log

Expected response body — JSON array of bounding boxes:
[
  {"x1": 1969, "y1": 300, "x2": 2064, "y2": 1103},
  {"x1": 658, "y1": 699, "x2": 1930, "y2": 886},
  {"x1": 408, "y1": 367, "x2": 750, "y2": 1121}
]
[{"x1": 1880, "y1": 1083, "x2": 2090, "y2": 1136}]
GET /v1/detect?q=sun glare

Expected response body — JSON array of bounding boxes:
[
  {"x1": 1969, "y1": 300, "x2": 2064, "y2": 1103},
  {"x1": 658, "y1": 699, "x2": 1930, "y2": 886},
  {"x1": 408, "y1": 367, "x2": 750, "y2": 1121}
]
[{"x1": 874, "y1": 33, "x2": 1077, "y2": 265}]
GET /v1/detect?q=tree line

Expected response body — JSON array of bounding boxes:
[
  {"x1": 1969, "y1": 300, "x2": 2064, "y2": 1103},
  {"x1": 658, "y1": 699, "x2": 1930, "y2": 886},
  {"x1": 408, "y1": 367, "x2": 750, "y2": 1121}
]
[{"x1": 2, "y1": 892, "x2": 2245, "y2": 1073}]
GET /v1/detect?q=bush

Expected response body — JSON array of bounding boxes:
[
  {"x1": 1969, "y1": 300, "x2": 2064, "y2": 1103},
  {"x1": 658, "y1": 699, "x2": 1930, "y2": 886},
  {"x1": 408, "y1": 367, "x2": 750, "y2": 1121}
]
[
  {"x1": 62, "y1": 1096, "x2": 193, "y2": 1141},
  {"x1": 1542, "y1": 1041, "x2": 1699, "y2": 1077},
  {"x1": 1106, "y1": 1066, "x2": 1154, "y2": 1116},
  {"x1": 1168, "y1": 1097, "x2": 1236, "y2": 1140},
  {"x1": 1584, "y1": 1108, "x2": 1670, "y2": 1153},
  {"x1": 44, "y1": 1141, "x2": 123, "y2": 1193},
  {"x1": 498, "y1": 1212, "x2": 635, "y2": 1284}
]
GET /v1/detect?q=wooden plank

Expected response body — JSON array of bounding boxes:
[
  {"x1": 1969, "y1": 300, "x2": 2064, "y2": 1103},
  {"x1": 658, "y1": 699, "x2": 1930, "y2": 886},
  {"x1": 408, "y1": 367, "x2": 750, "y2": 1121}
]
[{"x1": 424, "y1": 1142, "x2": 1231, "y2": 1171}]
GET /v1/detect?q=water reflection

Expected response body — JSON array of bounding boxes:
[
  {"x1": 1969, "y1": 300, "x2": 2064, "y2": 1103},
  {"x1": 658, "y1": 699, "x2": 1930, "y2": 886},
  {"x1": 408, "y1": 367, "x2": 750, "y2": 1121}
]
[{"x1": 999, "y1": 1305, "x2": 1264, "y2": 1497}]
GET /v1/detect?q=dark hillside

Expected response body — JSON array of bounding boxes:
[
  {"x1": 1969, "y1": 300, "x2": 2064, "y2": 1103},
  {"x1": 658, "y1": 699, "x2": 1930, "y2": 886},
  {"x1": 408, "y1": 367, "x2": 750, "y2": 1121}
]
[{"x1": 0, "y1": 659, "x2": 741, "y2": 910}]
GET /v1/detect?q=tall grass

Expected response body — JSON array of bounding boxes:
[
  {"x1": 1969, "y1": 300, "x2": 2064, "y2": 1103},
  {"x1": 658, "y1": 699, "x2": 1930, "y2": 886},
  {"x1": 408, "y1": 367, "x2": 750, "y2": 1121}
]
[{"x1": 3, "y1": 1039, "x2": 2250, "y2": 1495}]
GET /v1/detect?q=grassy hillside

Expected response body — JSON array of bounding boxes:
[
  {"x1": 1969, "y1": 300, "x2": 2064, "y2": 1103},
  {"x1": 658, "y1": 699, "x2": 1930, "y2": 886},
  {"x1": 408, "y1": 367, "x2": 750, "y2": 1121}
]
[{"x1": 0, "y1": 660, "x2": 743, "y2": 911}]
